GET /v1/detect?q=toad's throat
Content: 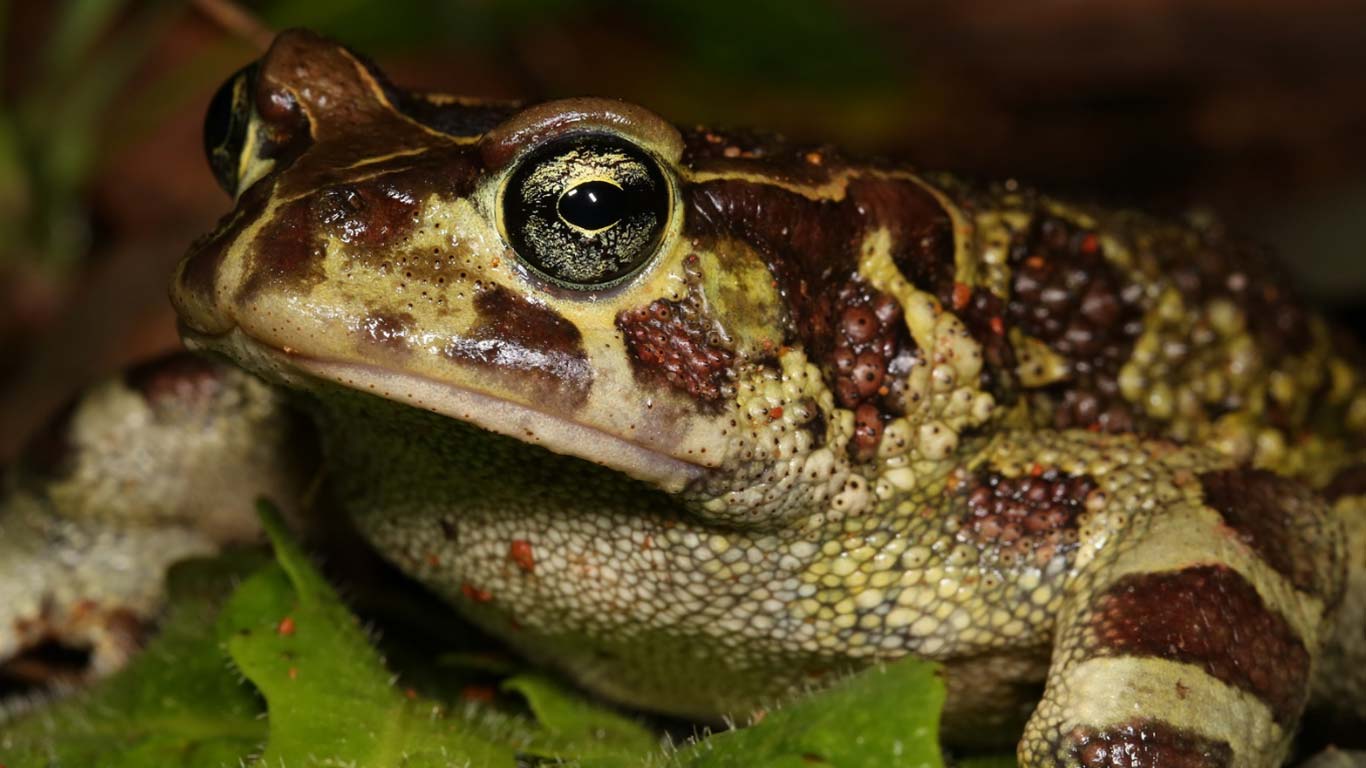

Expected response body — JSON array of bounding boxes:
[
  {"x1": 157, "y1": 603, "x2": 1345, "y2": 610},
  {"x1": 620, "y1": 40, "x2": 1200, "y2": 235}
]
[{"x1": 182, "y1": 326, "x2": 707, "y2": 493}]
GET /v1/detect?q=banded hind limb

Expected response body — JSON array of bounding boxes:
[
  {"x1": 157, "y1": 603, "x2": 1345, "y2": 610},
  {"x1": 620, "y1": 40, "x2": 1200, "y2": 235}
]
[{"x1": 1021, "y1": 467, "x2": 1347, "y2": 768}]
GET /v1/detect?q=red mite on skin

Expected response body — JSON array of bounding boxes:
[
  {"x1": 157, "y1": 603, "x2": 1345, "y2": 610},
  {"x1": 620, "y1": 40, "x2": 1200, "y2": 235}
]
[
  {"x1": 509, "y1": 540, "x2": 536, "y2": 573},
  {"x1": 461, "y1": 583, "x2": 493, "y2": 603}
]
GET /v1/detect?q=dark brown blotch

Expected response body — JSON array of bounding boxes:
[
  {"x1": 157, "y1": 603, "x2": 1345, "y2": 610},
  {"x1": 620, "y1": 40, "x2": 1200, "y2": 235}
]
[
  {"x1": 958, "y1": 468, "x2": 1094, "y2": 566},
  {"x1": 443, "y1": 284, "x2": 591, "y2": 409},
  {"x1": 1087, "y1": 565, "x2": 1310, "y2": 726},
  {"x1": 317, "y1": 179, "x2": 420, "y2": 250},
  {"x1": 237, "y1": 195, "x2": 327, "y2": 302},
  {"x1": 358, "y1": 311, "x2": 414, "y2": 353},
  {"x1": 1065, "y1": 720, "x2": 1232, "y2": 768},
  {"x1": 1199, "y1": 467, "x2": 1342, "y2": 602}
]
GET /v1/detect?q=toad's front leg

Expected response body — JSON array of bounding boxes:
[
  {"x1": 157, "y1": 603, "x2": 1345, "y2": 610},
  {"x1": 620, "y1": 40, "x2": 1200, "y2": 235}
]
[
  {"x1": 0, "y1": 353, "x2": 313, "y2": 678},
  {"x1": 1021, "y1": 467, "x2": 1344, "y2": 768}
]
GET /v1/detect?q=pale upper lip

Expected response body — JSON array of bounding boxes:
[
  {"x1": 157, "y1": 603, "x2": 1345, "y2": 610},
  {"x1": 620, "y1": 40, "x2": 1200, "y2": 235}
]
[{"x1": 182, "y1": 325, "x2": 708, "y2": 494}]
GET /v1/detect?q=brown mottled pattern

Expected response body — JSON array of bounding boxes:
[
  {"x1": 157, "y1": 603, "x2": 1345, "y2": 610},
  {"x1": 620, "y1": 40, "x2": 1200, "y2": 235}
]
[
  {"x1": 683, "y1": 174, "x2": 946, "y2": 420},
  {"x1": 1087, "y1": 565, "x2": 1310, "y2": 726},
  {"x1": 1008, "y1": 214, "x2": 1146, "y2": 432},
  {"x1": 124, "y1": 352, "x2": 227, "y2": 406},
  {"x1": 442, "y1": 284, "x2": 591, "y2": 409},
  {"x1": 1065, "y1": 720, "x2": 1232, "y2": 768},
  {"x1": 616, "y1": 276, "x2": 735, "y2": 405},
  {"x1": 959, "y1": 468, "x2": 1095, "y2": 566},
  {"x1": 1199, "y1": 468, "x2": 1340, "y2": 600}
]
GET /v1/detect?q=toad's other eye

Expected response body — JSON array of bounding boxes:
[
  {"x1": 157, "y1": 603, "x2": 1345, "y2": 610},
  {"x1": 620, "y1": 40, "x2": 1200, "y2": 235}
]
[
  {"x1": 503, "y1": 135, "x2": 670, "y2": 289},
  {"x1": 203, "y1": 63, "x2": 257, "y2": 196}
]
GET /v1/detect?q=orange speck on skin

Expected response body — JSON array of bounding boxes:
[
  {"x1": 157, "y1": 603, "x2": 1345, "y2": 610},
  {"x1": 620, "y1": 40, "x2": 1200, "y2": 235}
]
[
  {"x1": 952, "y1": 282, "x2": 972, "y2": 310},
  {"x1": 768, "y1": 406, "x2": 784, "y2": 420},
  {"x1": 1079, "y1": 233, "x2": 1100, "y2": 255},
  {"x1": 1029, "y1": 463, "x2": 1045, "y2": 477},
  {"x1": 804, "y1": 151, "x2": 823, "y2": 166},
  {"x1": 1025, "y1": 255, "x2": 1046, "y2": 270},
  {"x1": 461, "y1": 583, "x2": 493, "y2": 603},
  {"x1": 404, "y1": 687, "x2": 418, "y2": 700},
  {"x1": 989, "y1": 316, "x2": 1005, "y2": 335},
  {"x1": 509, "y1": 540, "x2": 536, "y2": 573},
  {"x1": 288, "y1": 666, "x2": 298, "y2": 680},
  {"x1": 277, "y1": 616, "x2": 296, "y2": 636},
  {"x1": 490, "y1": 257, "x2": 501, "y2": 268},
  {"x1": 641, "y1": 534, "x2": 654, "y2": 550}
]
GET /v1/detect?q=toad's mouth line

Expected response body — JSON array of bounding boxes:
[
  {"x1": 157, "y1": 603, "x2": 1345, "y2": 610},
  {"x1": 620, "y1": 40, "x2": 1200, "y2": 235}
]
[{"x1": 183, "y1": 326, "x2": 708, "y2": 494}]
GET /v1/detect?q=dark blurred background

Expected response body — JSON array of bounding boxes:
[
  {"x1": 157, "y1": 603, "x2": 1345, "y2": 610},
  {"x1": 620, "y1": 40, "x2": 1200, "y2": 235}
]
[{"x1": 2, "y1": 0, "x2": 1365, "y2": 460}]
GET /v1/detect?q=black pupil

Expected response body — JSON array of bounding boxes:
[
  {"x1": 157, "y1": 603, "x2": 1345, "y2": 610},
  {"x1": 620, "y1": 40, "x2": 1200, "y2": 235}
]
[{"x1": 557, "y1": 180, "x2": 625, "y2": 232}]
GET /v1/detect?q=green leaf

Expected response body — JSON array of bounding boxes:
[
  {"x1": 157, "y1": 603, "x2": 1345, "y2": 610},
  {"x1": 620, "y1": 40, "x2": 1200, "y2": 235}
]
[
  {"x1": 219, "y1": 500, "x2": 526, "y2": 766},
  {"x1": 673, "y1": 660, "x2": 946, "y2": 768},
  {"x1": 0, "y1": 553, "x2": 270, "y2": 767},
  {"x1": 503, "y1": 674, "x2": 658, "y2": 765}
]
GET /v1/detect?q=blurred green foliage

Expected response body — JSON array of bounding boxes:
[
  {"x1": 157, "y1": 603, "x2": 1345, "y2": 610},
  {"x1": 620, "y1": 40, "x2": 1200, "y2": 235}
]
[{"x1": 0, "y1": 0, "x2": 180, "y2": 271}]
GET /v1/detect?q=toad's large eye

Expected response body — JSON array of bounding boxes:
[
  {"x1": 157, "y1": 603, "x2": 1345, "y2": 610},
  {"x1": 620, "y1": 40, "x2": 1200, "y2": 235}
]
[
  {"x1": 203, "y1": 63, "x2": 258, "y2": 196},
  {"x1": 503, "y1": 135, "x2": 670, "y2": 289}
]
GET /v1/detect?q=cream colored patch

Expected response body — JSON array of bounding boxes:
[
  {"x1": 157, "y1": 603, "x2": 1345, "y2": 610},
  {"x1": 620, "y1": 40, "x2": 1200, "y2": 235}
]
[{"x1": 1056, "y1": 655, "x2": 1284, "y2": 767}]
